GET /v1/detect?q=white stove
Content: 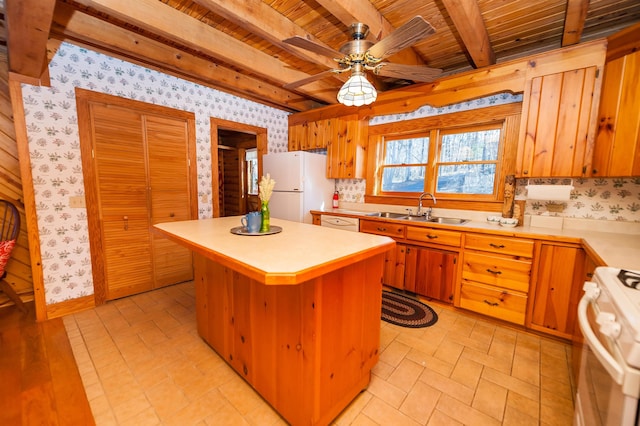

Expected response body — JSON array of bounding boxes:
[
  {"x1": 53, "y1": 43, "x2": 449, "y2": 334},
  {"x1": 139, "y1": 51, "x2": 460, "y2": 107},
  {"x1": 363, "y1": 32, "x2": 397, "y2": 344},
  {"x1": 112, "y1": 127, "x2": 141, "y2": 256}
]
[
  {"x1": 593, "y1": 267, "x2": 640, "y2": 369},
  {"x1": 576, "y1": 266, "x2": 640, "y2": 426}
]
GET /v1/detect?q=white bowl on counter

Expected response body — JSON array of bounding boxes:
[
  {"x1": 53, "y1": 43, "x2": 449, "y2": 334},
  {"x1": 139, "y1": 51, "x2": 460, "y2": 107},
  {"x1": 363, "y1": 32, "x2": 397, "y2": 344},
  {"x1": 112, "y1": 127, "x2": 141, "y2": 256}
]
[
  {"x1": 487, "y1": 215, "x2": 501, "y2": 225},
  {"x1": 499, "y1": 218, "x2": 519, "y2": 227}
]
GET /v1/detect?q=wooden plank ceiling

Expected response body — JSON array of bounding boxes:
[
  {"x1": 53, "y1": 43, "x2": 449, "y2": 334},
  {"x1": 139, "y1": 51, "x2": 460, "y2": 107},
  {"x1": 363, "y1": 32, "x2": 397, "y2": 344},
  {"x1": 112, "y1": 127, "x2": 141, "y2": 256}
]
[{"x1": 4, "y1": 0, "x2": 640, "y2": 112}]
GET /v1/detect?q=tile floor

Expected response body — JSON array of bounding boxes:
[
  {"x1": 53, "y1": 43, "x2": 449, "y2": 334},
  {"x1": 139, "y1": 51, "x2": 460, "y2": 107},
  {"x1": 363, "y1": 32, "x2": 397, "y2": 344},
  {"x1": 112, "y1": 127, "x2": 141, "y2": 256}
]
[{"x1": 63, "y1": 282, "x2": 576, "y2": 425}]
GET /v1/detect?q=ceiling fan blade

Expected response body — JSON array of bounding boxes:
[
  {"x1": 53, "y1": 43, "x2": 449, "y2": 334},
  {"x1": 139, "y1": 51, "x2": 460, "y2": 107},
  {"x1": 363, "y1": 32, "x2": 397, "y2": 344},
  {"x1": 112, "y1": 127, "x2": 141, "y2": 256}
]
[
  {"x1": 368, "y1": 16, "x2": 436, "y2": 60},
  {"x1": 283, "y1": 70, "x2": 338, "y2": 90},
  {"x1": 282, "y1": 36, "x2": 344, "y2": 60},
  {"x1": 374, "y1": 63, "x2": 442, "y2": 82}
]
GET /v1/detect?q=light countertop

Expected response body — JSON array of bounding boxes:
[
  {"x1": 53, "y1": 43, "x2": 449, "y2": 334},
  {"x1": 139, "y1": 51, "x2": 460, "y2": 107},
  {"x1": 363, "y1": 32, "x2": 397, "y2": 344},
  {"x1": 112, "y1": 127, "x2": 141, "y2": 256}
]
[
  {"x1": 314, "y1": 207, "x2": 640, "y2": 271},
  {"x1": 154, "y1": 216, "x2": 394, "y2": 284}
]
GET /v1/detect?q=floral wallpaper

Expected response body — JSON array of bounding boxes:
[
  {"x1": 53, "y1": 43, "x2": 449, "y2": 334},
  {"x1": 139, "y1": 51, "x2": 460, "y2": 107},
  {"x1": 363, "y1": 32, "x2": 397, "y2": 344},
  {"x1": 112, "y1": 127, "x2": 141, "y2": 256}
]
[
  {"x1": 516, "y1": 178, "x2": 640, "y2": 222},
  {"x1": 21, "y1": 42, "x2": 289, "y2": 304}
]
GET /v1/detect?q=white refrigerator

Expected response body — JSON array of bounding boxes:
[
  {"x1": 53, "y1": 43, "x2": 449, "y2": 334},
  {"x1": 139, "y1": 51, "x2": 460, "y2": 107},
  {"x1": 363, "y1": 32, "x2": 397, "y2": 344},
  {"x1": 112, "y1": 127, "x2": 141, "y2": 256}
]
[{"x1": 262, "y1": 151, "x2": 335, "y2": 223}]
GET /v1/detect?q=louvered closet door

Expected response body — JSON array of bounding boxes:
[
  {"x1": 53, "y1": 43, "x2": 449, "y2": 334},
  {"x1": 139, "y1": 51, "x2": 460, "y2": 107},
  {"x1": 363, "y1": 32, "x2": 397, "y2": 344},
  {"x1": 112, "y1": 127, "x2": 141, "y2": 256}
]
[
  {"x1": 91, "y1": 104, "x2": 154, "y2": 300},
  {"x1": 146, "y1": 115, "x2": 193, "y2": 287}
]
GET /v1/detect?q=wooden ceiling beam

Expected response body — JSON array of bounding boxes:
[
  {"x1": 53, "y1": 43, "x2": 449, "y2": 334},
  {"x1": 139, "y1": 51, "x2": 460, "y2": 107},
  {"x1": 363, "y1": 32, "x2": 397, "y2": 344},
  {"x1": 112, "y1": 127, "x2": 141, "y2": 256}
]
[
  {"x1": 50, "y1": 3, "x2": 320, "y2": 112},
  {"x1": 440, "y1": 0, "x2": 496, "y2": 68},
  {"x1": 314, "y1": 0, "x2": 425, "y2": 66},
  {"x1": 562, "y1": 0, "x2": 590, "y2": 46},
  {"x1": 192, "y1": 0, "x2": 341, "y2": 72},
  {"x1": 72, "y1": 0, "x2": 339, "y2": 104},
  {"x1": 5, "y1": 0, "x2": 56, "y2": 83}
]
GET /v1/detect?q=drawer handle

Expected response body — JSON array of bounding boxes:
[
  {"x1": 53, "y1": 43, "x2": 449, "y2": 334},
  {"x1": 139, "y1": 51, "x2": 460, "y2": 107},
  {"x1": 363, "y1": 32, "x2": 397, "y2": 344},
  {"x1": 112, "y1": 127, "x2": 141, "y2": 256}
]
[
  {"x1": 377, "y1": 227, "x2": 387, "y2": 232},
  {"x1": 426, "y1": 234, "x2": 438, "y2": 239},
  {"x1": 486, "y1": 268, "x2": 502, "y2": 275},
  {"x1": 489, "y1": 243, "x2": 505, "y2": 249},
  {"x1": 483, "y1": 299, "x2": 499, "y2": 307}
]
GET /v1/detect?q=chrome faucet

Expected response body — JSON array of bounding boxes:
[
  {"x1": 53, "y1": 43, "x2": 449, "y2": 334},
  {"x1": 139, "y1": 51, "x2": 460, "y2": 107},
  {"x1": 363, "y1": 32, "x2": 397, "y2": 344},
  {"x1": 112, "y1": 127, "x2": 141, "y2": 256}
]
[{"x1": 417, "y1": 192, "x2": 436, "y2": 217}]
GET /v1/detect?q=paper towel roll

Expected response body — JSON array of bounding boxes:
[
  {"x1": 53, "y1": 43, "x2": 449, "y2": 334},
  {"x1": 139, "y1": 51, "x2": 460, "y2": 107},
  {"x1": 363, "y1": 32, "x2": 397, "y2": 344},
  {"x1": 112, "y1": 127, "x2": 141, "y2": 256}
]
[{"x1": 526, "y1": 184, "x2": 573, "y2": 201}]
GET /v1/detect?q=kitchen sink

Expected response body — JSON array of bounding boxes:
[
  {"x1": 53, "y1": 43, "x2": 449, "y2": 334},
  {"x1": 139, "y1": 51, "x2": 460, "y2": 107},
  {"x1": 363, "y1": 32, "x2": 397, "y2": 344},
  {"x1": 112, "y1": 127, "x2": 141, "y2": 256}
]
[
  {"x1": 366, "y1": 211, "x2": 407, "y2": 218},
  {"x1": 366, "y1": 212, "x2": 469, "y2": 225},
  {"x1": 427, "y1": 217, "x2": 469, "y2": 225}
]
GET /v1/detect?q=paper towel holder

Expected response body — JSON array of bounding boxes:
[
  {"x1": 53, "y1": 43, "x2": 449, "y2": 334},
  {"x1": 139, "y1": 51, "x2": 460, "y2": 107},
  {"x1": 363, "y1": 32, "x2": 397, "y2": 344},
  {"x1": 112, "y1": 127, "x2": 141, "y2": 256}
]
[{"x1": 525, "y1": 179, "x2": 574, "y2": 201}]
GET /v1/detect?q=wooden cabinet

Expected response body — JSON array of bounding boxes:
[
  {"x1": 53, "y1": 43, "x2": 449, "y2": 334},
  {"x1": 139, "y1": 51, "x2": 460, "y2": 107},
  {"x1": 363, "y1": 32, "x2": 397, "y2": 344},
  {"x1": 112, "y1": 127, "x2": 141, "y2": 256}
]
[
  {"x1": 288, "y1": 118, "x2": 336, "y2": 151},
  {"x1": 458, "y1": 233, "x2": 533, "y2": 325},
  {"x1": 288, "y1": 113, "x2": 368, "y2": 179},
  {"x1": 326, "y1": 115, "x2": 368, "y2": 179},
  {"x1": 528, "y1": 242, "x2": 588, "y2": 339},
  {"x1": 593, "y1": 49, "x2": 640, "y2": 177},
  {"x1": 515, "y1": 41, "x2": 606, "y2": 178},
  {"x1": 383, "y1": 244, "x2": 406, "y2": 290},
  {"x1": 404, "y1": 245, "x2": 457, "y2": 304},
  {"x1": 359, "y1": 219, "x2": 406, "y2": 238}
]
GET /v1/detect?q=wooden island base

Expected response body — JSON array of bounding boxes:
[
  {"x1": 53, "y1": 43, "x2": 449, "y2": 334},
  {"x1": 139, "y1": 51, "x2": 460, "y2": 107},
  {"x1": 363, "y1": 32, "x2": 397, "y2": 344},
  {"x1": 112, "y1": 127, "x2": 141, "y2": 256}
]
[{"x1": 193, "y1": 252, "x2": 384, "y2": 426}]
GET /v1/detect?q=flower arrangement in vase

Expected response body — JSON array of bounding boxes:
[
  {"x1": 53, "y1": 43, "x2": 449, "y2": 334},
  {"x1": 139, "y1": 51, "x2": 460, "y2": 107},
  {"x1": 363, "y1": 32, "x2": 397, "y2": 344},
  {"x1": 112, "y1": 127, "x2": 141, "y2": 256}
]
[{"x1": 258, "y1": 174, "x2": 276, "y2": 232}]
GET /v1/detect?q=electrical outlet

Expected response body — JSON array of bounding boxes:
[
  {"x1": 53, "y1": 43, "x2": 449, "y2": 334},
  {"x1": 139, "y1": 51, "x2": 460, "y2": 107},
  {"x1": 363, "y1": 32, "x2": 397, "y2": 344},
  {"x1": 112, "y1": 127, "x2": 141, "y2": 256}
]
[
  {"x1": 200, "y1": 194, "x2": 208, "y2": 203},
  {"x1": 69, "y1": 196, "x2": 86, "y2": 208}
]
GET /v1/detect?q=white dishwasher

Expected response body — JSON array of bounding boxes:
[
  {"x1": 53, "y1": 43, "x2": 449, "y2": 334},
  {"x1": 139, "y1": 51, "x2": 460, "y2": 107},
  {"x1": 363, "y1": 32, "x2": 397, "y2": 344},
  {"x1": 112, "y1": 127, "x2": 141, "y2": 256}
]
[{"x1": 320, "y1": 215, "x2": 360, "y2": 232}]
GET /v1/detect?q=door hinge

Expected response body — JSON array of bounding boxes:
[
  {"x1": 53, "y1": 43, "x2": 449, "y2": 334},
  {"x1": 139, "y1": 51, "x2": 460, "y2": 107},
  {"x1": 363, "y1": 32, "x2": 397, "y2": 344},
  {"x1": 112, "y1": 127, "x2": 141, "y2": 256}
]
[{"x1": 453, "y1": 257, "x2": 457, "y2": 264}]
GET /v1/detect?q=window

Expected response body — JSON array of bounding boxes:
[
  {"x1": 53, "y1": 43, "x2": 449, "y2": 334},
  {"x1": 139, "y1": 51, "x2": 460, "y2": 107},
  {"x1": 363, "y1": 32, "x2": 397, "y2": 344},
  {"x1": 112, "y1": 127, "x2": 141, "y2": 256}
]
[
  {"x1": 246, "y1": 149, "x2": 258, "y2": 195},
  {"x1": 380, "y1": 133, "x2": 430, "y2": 193},
  {"x1": 435, "y1": 124, "x2": 501, "y2": 196}
]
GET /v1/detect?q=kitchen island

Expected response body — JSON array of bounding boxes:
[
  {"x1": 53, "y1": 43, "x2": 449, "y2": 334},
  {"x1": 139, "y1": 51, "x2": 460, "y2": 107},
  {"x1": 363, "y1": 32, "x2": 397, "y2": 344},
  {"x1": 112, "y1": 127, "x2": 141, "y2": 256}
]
[{"x1": 153, "y1": 217, "x2": 394, "y2": 426}]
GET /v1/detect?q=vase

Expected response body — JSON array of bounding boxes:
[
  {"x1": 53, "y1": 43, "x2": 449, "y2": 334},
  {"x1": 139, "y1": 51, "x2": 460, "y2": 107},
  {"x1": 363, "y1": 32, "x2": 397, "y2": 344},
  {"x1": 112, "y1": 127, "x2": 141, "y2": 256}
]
[{"x1": 260, "y1": 201, "x2": 270, "y2": 232}]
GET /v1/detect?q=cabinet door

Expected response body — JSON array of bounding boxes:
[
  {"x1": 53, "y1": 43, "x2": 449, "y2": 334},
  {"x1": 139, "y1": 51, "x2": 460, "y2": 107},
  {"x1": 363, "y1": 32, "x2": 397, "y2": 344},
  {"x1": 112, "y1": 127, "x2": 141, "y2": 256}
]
[
  {"x1": 146, "y1": 115, "x2": 194, "y2": 287},
  {"x1": 593, "y1": 50, "x2": 640, "y2": 176},
  {"x1": 516, "y1": 66, "x2": 601, "y2": 177},
  {"x1": 288, "y1": 122, "x2": 307, "y2": 151},
  {"x1": 529, "y1": 244, "x2": 586, "y2": 339},
  {"x1": 326, "y1": 115, "x2": 367, "y2": 179},
  {"x1": 405, "y1": 245, "x2": 456, "y2": 304},
  {"x1": 92, "y1": 104, "x2": 154, "y2": 300},
  {"x1": 383, "y1": 244, "x2": 406, "y2": 290}
]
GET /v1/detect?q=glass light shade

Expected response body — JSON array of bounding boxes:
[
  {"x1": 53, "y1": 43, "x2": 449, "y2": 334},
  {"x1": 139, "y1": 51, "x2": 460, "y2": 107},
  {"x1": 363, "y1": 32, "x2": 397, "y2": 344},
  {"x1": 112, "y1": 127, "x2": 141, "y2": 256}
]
[{"x1": 337, "y1": 73, "x2": 377, "y2": 106}]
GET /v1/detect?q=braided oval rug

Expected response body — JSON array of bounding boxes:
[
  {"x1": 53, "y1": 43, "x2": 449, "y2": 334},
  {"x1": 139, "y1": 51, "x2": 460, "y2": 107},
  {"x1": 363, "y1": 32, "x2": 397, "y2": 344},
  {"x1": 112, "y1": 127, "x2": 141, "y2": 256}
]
[{"x1": 381, "y1": 290, "x2": 438, "y2": 328}]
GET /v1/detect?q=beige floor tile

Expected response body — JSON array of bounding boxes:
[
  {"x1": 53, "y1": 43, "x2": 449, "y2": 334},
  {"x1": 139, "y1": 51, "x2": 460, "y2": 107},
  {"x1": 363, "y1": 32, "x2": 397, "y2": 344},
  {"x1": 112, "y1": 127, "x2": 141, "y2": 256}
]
[
  {"x1": 511, "y1": 352, "x2": 540, "y2": 386},
  {"x1": 472, "y1": 378, "x2": 508, "y2": 421},
  {"x1": 419, "y1": 367, "x2": 475, "y2": 405},
  {"x1": 481, "y1": 367, "x2": 540, "y2": 401},
  {"x1": 371, "y1": 358, "x2": 395, "y2": 380},
  {"x1": 459, "y1": 346, "x2": 512, "y2": 375},
  {"x1": 218, "y1": 375, "x2": 268, "y2": 416},
  {"x1": 540, "y1": 389, "x2": 574, "y2": 425},
  {"x1": 387, "y1": 358, "x2": 424, "y2": 392},
  {"x1": 379, "y1": 339, "x2": 412, "y2": 368},
  {"x1": 365, "y1": 373, "x2": 408, "y2": 409},
  {"x1": 399, "y1": 380, "x2": 441, "y2": 423},
  {"x1": 427, "y1": 409, "x2": 464, "y2": 425},
  {"x1": 145, "y1": 378, "x2": 190, "y2": 420},
  {"x1": 450, "y1": 356, "x2": 483, "y2": 389},
  {"x1": 406, "y1": 349, "x2": 455, "y2": 377},
  {"x1": 505, "y1": 390, "x2": 540, "y2": 420},
  {"x1": 433, "y1": 338, "x2": 464, "y2": 364},
  {"x1": 333, "y1": 390, "x2": 373, "y2": 426},
  {"x1": 436, "y1": 393, "x2": 501, "y2": 426},
  {"x1": 502, "y1": 405, "x2": 539, "y2": 426},
  {"x1": 111, "y1": 392, "x2": 153, "y2": 424},
  {"x1": 361, "y1": 396, "x2": 421, "y2": 426}
]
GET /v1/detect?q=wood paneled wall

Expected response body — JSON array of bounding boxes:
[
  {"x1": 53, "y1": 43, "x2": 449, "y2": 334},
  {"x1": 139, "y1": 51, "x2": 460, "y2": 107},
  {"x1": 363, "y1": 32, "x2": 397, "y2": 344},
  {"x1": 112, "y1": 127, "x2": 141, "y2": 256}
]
[{"x1": 0, "y1": 51, "x2": 33, "y2": 308}]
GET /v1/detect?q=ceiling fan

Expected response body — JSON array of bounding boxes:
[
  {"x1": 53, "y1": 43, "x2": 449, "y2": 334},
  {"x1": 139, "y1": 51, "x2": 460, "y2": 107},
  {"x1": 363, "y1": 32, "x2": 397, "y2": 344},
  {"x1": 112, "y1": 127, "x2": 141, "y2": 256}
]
[{"x1": 282, "y1": 15, "x2": 442, "y2": 100}]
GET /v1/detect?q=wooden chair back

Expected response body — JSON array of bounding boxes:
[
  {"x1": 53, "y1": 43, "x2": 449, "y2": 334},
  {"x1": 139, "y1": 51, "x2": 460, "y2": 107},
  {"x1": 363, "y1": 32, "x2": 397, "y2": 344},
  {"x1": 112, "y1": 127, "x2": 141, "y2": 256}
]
[{"x1": 0, "y1": 200, "x2": 20, "y2": 242}]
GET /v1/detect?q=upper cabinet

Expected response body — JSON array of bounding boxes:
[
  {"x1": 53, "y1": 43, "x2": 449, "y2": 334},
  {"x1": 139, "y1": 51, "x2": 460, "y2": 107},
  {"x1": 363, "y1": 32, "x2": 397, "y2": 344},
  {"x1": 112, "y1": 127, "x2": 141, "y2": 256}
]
[
  {"x1": 288, "y1": 111, "x2": 368, "y2": 179},
  {"x1": 516, "y1": 41, "x2": 606, "y2": 178},
  {"x1": 592, "y1": 50, "x2": 640, "y2": 177},
  {"x1": 326, "y1": 114, "x2": 368, "y2": 179}
]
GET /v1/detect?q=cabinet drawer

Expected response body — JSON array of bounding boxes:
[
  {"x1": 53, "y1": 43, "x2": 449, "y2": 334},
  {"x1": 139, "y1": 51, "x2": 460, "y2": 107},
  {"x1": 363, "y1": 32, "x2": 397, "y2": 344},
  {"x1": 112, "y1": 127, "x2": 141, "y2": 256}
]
[
  {"x1": 406, "y1": 226, "x2": 462, "y2": 247},
  {"x1": 464, "y1": 233, "x2": 534, "y2": 257},
  {"x1": 462, "y1": 251, "x2": 531, "y2": 293},
  {"x1": 359, "y1": 220, "x2": 406, "y2": 238},
  {"x1": 459, "y1": 281, "x2": 527, "y2": 325}
]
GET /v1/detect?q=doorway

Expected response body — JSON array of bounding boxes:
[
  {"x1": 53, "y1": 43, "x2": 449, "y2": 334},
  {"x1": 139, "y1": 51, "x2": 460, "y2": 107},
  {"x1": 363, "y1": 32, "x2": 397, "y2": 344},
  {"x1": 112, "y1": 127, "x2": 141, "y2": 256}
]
[{"x1": 210, "y1": 119, "x2": 267, "y2": 217}]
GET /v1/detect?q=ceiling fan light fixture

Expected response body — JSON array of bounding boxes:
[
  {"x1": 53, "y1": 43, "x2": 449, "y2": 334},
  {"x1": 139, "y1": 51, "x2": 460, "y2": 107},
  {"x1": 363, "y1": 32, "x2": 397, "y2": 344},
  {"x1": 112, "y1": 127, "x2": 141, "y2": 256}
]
[{"x1": 337, "y1": 69, "x2": 377, "y2": 106}]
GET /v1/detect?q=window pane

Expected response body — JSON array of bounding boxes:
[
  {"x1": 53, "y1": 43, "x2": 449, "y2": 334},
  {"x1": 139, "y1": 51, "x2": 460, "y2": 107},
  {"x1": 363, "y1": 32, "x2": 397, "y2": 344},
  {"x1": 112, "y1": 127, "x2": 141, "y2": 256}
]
[
  {"x1": 384, "y1": 137, "x2": 429, "y2": 165},
  {"x1": 436, "y1": 164, "x2": 496, "y2": 194},
  {"x1": 382, "y1": 166, "x2": 426, "y2": 192},
  {"x1": 440, "y1": 129, "x2": 500, "y2": 162}
]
